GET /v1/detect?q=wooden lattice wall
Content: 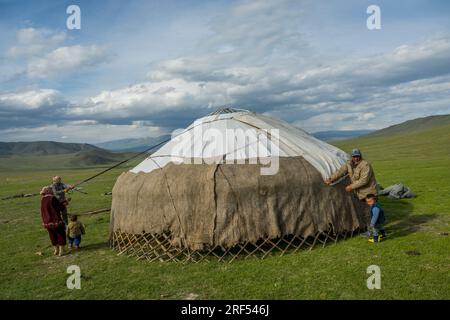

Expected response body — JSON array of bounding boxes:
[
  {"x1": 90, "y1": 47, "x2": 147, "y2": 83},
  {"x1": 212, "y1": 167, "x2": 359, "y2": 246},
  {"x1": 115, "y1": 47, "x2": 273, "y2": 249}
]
[{"x1": 110, "y1": 228, "x2": 362, "y2": 263}]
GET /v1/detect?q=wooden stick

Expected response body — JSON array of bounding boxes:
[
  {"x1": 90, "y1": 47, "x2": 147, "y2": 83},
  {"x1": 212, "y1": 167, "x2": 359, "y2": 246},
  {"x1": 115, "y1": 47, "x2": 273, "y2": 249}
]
[{"x1": 77, "y1": 208, "x2": 111, "y2": 216}]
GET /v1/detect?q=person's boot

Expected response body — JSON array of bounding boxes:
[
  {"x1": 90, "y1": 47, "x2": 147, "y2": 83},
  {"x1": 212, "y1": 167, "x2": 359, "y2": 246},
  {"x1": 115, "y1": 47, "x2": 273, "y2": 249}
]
[
  {"x1": 379, "y1": 230, "x2": 387, "y2": 240},
  {"x1": 368, "y1": 235, "x2": 379, "y2": 243},
  {"x1": 53, "y1": 246, "x2": 59, "y2": 255}
]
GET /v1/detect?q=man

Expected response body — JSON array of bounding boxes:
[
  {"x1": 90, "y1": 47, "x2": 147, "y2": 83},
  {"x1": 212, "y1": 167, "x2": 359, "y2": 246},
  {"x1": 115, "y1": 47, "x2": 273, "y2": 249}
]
[
  {"x1": 51, "y1": 176, "x2": 74, "y2": 225},
  {"x1": 324, "y1": 148, "x2": 377, "y2": 201}
]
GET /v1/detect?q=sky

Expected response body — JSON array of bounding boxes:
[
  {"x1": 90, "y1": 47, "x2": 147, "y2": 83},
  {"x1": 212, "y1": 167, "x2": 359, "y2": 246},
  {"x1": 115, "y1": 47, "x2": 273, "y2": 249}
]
[{"x1": 0, "y1": 0, "x2": 450, "y2": 143}]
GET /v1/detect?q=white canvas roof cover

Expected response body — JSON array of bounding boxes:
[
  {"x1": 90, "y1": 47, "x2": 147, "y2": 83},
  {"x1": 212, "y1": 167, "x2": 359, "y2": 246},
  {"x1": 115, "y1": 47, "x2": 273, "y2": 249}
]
[{"x1": 130, "y1": 108, "x2": 349, "y2": 178}]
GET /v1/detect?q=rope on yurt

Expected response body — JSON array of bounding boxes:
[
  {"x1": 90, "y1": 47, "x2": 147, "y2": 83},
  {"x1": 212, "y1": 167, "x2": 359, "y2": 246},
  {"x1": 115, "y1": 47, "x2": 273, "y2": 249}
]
[
  {"x1": 2, "y1": 110, "x2": 270, "y2": 200},
  {"x1": 232, "y1": 117, "x2": 350, "y2": 182},
  {"x1": 330, "y1": 174, "x2": 349, "y2": 186},
  {"x1": 67, "y1": 111, "x2": 245, "y2": 189},
  {"x1": 70, "y1": 112, "x2": 252, "y2": 190},
  {"x1": 1, "y1": 137, "x2": 173, "y2": 202},
  {"x1": 72, "y1": 138, "x2": 171, "y2": 189}
]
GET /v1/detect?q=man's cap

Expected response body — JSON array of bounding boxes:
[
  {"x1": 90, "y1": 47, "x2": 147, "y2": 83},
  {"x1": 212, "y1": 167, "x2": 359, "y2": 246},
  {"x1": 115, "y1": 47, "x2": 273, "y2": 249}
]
[{"x1": 351, "y1": 148, "x2": 362, "y2": 157}]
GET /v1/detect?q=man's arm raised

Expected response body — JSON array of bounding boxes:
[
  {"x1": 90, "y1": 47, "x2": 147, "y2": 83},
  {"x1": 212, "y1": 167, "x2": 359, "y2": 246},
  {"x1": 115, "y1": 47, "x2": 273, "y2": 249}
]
[{"x1": 326, "y1": 163, "x2": 349, "y2": 184}]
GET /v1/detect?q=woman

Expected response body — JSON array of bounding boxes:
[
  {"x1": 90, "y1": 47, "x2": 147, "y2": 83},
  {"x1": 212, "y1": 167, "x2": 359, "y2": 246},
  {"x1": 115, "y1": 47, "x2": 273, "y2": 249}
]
[{"x1": 40, "y1": 186, "x2": 67, "y2": 256}]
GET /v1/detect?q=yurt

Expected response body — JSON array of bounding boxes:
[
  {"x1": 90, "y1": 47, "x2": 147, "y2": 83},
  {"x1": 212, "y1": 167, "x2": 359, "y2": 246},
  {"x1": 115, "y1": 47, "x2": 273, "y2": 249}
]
[{"x1": 110, "y1": 108, "x2": 367, "y2": 262}]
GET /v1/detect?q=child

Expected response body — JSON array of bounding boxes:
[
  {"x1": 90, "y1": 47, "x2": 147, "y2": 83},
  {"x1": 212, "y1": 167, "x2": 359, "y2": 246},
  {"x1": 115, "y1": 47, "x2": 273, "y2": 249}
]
[
  {"x1": 67, "y1": 214, "x2": 86, "y2": 249},
  {"x1": 365, "y1": 194, "x2": 387, "y2": 243}
]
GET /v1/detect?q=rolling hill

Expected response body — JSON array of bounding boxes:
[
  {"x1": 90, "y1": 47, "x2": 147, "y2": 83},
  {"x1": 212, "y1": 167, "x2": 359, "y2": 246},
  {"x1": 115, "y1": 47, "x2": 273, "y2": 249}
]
[
  {"x1": 333, "y1": 114, "x2": 450, "y2": 160},
  {"x1": 70, "y1": 149, "x2": 127, "y2": 166},
  {"x1": 0, "y1": 141, "x2": 104, "y2": 156},
  {"x1": 0, "y1": 141, "x2": 131, "y2": 168},
  {"x1": 367, "y1": 114, "x2": 450, "y2": 137}
]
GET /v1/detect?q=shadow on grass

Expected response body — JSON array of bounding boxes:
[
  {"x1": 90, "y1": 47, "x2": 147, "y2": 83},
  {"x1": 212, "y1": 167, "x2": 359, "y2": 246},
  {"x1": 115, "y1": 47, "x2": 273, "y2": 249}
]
[
  {"x1": 380, "y1": 196, "x2": 438, "y2": 239},
  {"x1": 79, "y1": 241, "x2": 109, "y2": 251}
]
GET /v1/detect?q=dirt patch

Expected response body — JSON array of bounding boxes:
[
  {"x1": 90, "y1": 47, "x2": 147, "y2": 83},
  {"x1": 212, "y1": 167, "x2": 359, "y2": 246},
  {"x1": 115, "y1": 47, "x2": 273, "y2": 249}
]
[{"x1": 183, "y1": 292, "x2": 199, "y2": 300}]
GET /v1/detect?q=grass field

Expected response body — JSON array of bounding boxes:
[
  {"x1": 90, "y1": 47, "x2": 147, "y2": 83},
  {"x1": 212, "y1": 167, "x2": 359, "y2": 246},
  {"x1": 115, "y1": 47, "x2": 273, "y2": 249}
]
[{"x1": 0, "y1": 122, "x2": 449, "y2": 299}]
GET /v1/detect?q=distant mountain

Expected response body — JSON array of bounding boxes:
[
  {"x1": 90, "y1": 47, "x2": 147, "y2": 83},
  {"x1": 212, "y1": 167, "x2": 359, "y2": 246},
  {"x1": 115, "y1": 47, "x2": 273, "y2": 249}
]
[
  {"x1": 70, "y1": 149, "x2": 126, "y2": 166},
  {"x1": 0, "y1": 141, "x2": 104, "y2": 156},
  {"x1": 312, "y1": 130, "x2": 374, "y2": 141},
  {"x1": 0, "y1": 141, "x2": 128, "y2": 166},
  {"x1": 96, "y1": 135, "x2": 171, "y2": 152}
]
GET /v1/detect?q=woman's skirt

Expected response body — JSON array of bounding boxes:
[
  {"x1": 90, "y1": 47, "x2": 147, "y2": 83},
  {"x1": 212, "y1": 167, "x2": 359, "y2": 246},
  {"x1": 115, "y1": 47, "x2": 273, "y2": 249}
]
[{"x1": 46, "y1": 225, "x2": 66, "y2": 246}]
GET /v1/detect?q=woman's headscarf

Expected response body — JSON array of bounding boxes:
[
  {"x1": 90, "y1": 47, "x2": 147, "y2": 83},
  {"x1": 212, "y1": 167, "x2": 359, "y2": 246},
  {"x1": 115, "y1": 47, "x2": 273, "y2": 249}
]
[
  {"x1": 40, "y1": 186, "x2": 53, "y2": 196},
  {"x1": 40, "y1": 186, "x2": 63, "y2": 228}
]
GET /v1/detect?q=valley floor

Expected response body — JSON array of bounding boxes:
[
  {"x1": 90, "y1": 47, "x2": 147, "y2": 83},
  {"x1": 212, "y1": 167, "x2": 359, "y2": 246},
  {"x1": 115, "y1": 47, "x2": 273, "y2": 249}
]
[{"x1": 0, "y1": 152, "x2": 449, "y2": 299}]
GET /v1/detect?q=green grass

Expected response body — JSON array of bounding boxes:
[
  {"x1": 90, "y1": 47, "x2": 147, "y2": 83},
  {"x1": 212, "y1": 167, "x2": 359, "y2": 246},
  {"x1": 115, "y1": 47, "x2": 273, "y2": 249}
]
[{"x1": 0, "y1": 123, "x2": 449, "y2": 299}]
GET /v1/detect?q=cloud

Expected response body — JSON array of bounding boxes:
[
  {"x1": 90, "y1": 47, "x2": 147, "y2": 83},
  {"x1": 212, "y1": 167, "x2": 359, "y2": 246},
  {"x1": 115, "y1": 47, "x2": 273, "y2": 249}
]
[
  {"x1": 0, "y1": 122, "x2": 164, "y2": 144},
  {"x1": 66, "y1": 120, "x2": 99, "y2": 126},
  {"x1": 6, "y1": 28, "x2": 66, "y2": 58},
  {"x1": 70, "y1": 32, "x2": 450, "y2": 132},
  {"x1": 27, "y1": 45, "x2": 109, "y2": 79},
  {"x1": 0, "y1": 89, "x2": 65, "y2": 111},
  {"x1": 203, "y1": 0, "x2": 308, "y2": 64},
  {"x1": 289, "y1": 36, "x2": 450, "y2": 89},
  {"x1": 293, "y1": 112, "x2": 380, "y2": 132},
  {"x1": 4, "y1": 28, "x2": 109, "y2": 81},
  {"x1": 69, "y1": 79, "x2": 231, "y2": 121},
  {"x1": 1, "y1": 1, "x2": 450, "y2": 142},
  {"x1": 0, "y1": 89, "x2": 70, "y2": 131}
]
